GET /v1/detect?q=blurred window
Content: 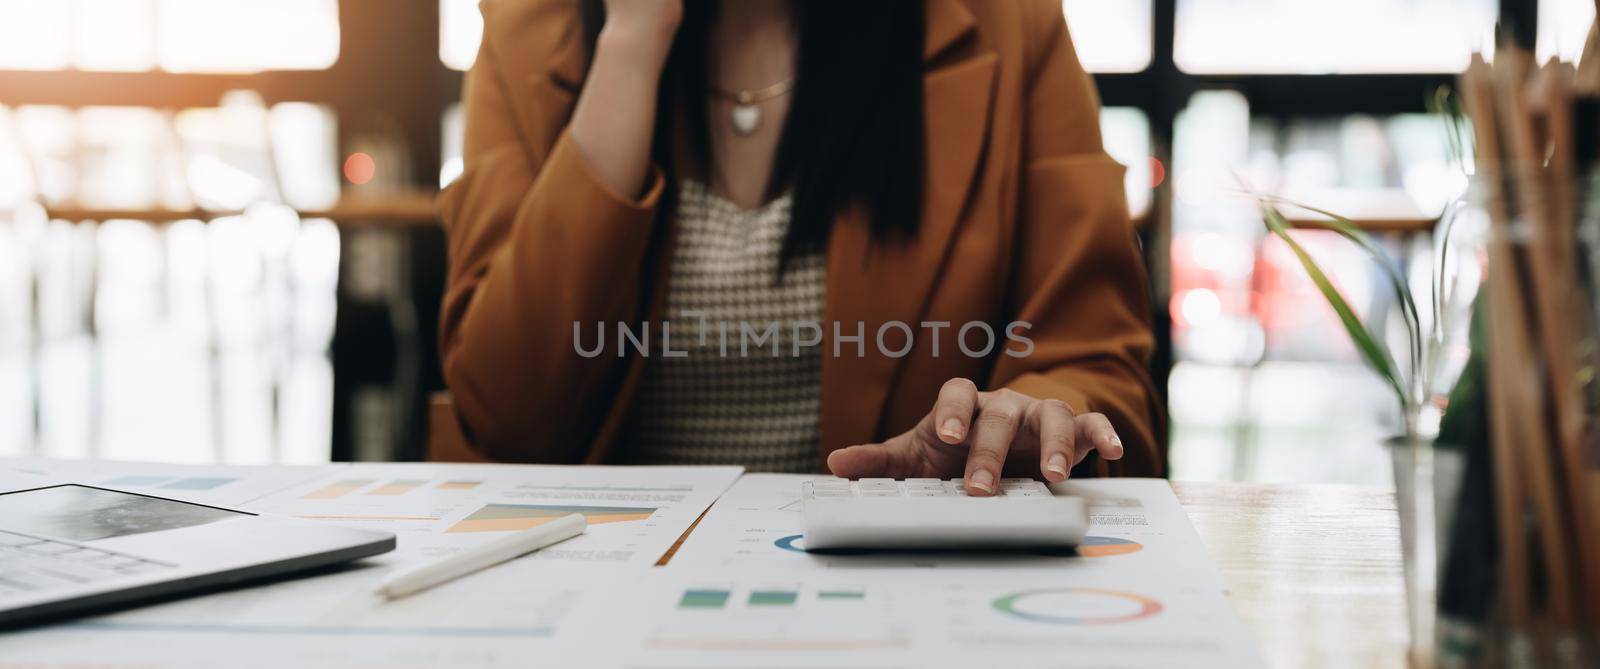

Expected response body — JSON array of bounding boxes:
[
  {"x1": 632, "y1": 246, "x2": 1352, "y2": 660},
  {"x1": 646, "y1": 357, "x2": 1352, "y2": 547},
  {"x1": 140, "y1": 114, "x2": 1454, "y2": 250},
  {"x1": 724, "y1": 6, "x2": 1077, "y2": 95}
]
[
  {"x1": 442, "y1": 1, "x2": 1155, "y2": 73},
  {"x1": 1100, "y1": 107, "x2": 1154, "y2": 217},
  {"x1": 1063, "y1": 1, "x2": 1153, "y2": 73},
  {"x1": 440, "y1": 0, "x2": 483, "y2": 71},
  {"x1": 0, "y1": 0, "x2": 340, "y2": 72},
  {"x1": 0, "y1": 100, "x2": 340, "y2": 462},
  {"x1": 1175, "y1": 0, "x2": 1497, "y2": 73},
  {"x1": 442, "y1": 103, "x2": 465, "y2": 187},
  {"x1": 1538, "y1": 0, "x2": 1596, "y2": 64}
]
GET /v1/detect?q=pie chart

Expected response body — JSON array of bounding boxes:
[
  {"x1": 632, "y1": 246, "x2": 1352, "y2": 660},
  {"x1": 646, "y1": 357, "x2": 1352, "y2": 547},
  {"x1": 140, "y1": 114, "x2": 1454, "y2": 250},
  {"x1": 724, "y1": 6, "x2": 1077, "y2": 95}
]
[
  {"x1": 1078, "y1": 535, "x2": 1143, "y2": 557},
  {"x1": 992, "y1": 587, "x2": 1162, "y2": 625}
]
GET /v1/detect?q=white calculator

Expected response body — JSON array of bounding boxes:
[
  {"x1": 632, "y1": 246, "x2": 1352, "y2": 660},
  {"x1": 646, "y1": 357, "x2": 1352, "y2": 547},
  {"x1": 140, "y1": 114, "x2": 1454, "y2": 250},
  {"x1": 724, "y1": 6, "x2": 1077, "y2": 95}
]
[{"x1": 799, "y1": 478, "x2": 1088, "y2": 551}]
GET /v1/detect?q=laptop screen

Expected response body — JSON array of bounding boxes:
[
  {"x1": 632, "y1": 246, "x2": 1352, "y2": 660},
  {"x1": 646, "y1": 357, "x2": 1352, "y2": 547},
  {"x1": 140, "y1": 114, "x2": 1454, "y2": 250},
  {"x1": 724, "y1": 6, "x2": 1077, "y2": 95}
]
[{"x1": 0, "y1": 485, "x2": 247, "y2": 543}]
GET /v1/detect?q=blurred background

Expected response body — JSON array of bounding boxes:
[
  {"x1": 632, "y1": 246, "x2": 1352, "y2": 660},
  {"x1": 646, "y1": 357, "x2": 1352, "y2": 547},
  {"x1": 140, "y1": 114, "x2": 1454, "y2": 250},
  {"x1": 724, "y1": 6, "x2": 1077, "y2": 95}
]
[{"x1": 0, "y1": 0, "x2": 1590, "y2": 484}]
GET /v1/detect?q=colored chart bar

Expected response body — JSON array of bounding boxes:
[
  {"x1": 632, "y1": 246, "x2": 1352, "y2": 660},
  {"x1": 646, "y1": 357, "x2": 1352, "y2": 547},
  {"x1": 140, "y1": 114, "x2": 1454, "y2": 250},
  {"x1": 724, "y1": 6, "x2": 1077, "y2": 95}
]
[
  {"x1": 446, "y1": 503, "x2": 657, "y2": 533},
  {"x1": 817, "y1": 589, "x2": 865, "y2": 601},
  {"x1": 748, "y1": 590, "x2": 798, "y2": 607},
  {"x1": 367, "y1": 480, "x2": 428, "y2": 496},
  {"x1": 159, "y1": 477, "x2": 237, "y2": 491},
  {"x1": 677, "y1": 589, "x2": 731, "y2": 609},
  {"x1": 437, "y1": 481, "x2": 482, "y2": 490},
  {"x1": 301, "y1": 479, "x2": 375, "y2": 500}
]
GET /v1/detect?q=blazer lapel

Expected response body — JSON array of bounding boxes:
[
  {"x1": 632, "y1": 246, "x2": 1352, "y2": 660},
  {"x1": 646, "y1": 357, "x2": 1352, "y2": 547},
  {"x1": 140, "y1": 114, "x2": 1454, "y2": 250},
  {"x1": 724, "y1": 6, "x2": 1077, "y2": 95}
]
[{"x1": 820, "y1": 1, "x2": 997, "y2": 452}]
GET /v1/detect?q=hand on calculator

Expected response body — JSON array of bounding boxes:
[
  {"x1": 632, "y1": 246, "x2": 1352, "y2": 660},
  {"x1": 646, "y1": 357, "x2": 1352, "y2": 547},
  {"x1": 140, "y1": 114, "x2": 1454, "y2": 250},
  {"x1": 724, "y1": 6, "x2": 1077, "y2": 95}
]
[{"x1": 825, "y1": 378, "x2": 1124, "y2": 496}]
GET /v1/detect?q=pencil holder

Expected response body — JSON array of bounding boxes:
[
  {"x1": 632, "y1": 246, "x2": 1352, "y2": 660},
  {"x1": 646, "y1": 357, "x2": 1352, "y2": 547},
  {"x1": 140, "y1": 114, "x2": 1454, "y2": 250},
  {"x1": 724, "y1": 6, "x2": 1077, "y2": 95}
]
[{"x1": 1427, "y1": 172, "x2": 1600, "y2": 668}]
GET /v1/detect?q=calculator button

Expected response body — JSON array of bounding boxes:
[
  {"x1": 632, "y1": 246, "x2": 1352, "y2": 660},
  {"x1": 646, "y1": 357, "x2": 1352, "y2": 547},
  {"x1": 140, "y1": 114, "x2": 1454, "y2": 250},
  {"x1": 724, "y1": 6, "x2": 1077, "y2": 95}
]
[
  {"x1": 907, "y1": 489, "x2": 950, "y2": 497},
  {"x1": 904, "y1": 478, "x2": 941, "y2": 484},
  {"x1": 861, "y1": 489, "x2": 903, "y2": 497}
]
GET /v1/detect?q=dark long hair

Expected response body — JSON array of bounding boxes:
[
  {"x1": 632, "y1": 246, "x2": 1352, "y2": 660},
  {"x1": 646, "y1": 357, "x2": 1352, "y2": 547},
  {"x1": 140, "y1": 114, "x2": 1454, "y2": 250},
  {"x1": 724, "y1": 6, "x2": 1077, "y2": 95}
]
[{"x1": 581, "y1": 1, "x2": 926, "y2": 263}]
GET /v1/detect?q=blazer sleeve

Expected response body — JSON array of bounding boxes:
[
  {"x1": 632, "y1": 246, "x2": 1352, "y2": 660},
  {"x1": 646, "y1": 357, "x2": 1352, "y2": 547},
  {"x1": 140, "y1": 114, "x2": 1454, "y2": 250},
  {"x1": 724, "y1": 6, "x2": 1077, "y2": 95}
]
[
  {"x1": 436, "y1": 28, "x2": 666, "y2": 463},
  {"x1": 989, "y1": 0, "x2": 1165, "y2": 476}
]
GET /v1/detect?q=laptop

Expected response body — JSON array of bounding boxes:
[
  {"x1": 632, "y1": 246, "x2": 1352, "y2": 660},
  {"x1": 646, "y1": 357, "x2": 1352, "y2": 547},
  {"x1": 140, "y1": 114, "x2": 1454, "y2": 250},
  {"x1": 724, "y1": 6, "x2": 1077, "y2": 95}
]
[{"x1": 0, "y1": 483, "x2": 395, "y2": 627}]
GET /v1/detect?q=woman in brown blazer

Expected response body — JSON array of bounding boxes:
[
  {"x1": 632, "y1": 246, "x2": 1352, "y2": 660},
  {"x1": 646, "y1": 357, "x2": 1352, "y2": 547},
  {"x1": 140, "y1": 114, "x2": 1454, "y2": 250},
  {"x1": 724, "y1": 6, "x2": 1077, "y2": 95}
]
[{"x1": 438, "y1": 0, "x2": 1164, "y2": 494}]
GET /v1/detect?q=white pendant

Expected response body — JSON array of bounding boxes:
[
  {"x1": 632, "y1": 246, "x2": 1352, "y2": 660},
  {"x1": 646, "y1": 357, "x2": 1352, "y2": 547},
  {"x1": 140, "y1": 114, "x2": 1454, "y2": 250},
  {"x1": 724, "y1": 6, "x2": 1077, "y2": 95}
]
[{"x1": 730, "y1": 104, "x2": 760, "y2": 136}]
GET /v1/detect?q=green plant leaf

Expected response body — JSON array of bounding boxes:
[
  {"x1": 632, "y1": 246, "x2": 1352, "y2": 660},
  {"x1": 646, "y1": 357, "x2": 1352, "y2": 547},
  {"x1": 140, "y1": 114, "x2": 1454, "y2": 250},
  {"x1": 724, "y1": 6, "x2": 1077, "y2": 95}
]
[
  {"x1": 1253, "y1": 194, "x2": 1424, "y2": 389},
  {"x1": 1261, "y1": 204, "x2": 1411, "y2": 410}
]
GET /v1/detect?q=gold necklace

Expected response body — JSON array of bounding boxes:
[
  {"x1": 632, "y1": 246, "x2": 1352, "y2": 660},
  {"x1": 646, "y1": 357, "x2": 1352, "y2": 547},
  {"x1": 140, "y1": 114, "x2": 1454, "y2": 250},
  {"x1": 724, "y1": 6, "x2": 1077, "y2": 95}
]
[{"x1": 710, "y1": 77, "x2": 795, "y2": 136}]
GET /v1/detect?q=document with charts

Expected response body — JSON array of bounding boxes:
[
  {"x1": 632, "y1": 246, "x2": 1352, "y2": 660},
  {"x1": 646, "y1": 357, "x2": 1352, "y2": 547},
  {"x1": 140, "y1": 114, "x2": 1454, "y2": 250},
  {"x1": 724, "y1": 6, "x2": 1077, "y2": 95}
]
[
  {"x1": 639, "y1": 474, "x2": 1265, "y2": 668},
  {"x1": 0, "y1": 460, "x2": 743, "y2": 669}
]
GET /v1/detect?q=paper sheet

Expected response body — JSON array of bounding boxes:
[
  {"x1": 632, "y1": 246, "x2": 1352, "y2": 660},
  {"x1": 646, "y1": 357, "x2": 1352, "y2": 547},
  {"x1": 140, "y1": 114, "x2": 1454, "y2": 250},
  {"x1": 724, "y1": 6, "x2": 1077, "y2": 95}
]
[
  {"x1": 0, "y1": 460, "x2": 743, "y2": 668},
  {"x1": 0, "y1": 457, "x2": 329, "y2": 507},
  {"x1": 2, "y1": 463, "x2": 1265, "y2": 668},
  {"x1": 635, "y1": 474, "x2": 1265, "y2": 668}
]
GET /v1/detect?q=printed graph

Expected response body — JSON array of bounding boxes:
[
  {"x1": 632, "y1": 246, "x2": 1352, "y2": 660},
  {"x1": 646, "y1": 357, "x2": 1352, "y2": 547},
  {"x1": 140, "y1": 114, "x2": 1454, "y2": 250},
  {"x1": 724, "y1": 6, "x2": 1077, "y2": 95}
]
[
  {"x1": 674, "y1": 585, "x2": 866, "y2": 610},
  {"x1": 299, "y1": 478, "x2": 485, "y2": 499},
  {"x1": 445, "y1": 503, "x2": 657, "y2": 533},
  {"x1": 653, "y1": 583, "x2": 901, "y2": 651},
  {"x1": 366, "y1": 480, "x2": 428, "y2": 496},
  {"x1": 991, "y1": 587, "x2": 1162, "y2": 625},
  {"x1": 1078, "y1": 535, "x2": 1144, "y2": 557},
  {"x1": 773, "y1": 534, "x2": 806, "y2": 553},
  {"x1": 301, "y1": 479, "x2": 375, "y2": 499}
]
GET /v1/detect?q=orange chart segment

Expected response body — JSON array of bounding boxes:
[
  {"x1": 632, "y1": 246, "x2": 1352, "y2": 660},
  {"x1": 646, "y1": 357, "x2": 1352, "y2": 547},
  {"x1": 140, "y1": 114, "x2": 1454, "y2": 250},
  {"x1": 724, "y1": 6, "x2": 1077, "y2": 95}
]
[
  {"x1": 1078, "y1": 536, "x2": 1143, "y2": 557},
  {"x1": 301, "y1": 479, "x2": 375, "y2": 500},
  {"x1": 367, "y1": 480, "x2": 428, "y2": 496},
  {"x1": 445, "y1": 503, "x2": 658, "y2": 533}
]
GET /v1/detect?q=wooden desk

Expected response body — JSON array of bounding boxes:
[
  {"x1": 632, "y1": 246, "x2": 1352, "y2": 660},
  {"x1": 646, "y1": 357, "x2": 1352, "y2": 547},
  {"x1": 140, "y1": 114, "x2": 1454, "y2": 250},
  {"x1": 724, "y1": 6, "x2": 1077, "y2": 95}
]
[{"x1": 1174, "y1": 482, "x2": 1407, "y2": 669}]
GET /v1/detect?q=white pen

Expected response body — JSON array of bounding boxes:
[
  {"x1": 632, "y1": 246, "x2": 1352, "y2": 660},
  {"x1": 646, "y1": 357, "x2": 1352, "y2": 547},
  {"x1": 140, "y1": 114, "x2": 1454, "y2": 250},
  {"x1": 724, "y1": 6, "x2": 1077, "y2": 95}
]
[{"x1": 373, "y1": 512, "x2": 587, "y2": 599}]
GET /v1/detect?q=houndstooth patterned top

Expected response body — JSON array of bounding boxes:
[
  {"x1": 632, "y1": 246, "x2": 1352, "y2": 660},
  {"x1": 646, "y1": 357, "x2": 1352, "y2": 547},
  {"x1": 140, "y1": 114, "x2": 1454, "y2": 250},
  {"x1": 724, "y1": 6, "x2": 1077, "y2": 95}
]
[{"x1": 614, "y1": 180, "x2": 825, "y2": 473}]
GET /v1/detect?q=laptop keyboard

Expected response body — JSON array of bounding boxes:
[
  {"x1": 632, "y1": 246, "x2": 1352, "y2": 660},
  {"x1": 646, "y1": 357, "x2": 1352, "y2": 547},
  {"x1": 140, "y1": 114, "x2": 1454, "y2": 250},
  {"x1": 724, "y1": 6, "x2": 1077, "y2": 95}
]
[{"x1": 0, "y1": 529, "x2": 174, "y2": 599}]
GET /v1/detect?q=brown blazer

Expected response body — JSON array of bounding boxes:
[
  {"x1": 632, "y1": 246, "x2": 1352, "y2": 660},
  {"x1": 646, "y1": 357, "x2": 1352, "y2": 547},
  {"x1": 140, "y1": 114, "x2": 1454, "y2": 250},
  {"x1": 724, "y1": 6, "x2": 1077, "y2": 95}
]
[{"x1": 438, "y1": 0, "x2": 1165, "y2": 476}]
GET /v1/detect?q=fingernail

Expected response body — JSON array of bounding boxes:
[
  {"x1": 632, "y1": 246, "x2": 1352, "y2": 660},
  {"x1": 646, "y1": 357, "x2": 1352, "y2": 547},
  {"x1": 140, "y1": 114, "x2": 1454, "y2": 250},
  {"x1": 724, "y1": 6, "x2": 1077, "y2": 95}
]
[
  {"x1": 1109, "y1": 436, "x2": 1124, "y2": 456},
  {"x1": 940, "y1": 418, "x2": 964, "y2": 441},
  {"x1": 968, "y1": 470, "x2": 995, "y2": 494},
  {"x1": 1046, "y1": 454, "x2": 1068, "y2": 478}
]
